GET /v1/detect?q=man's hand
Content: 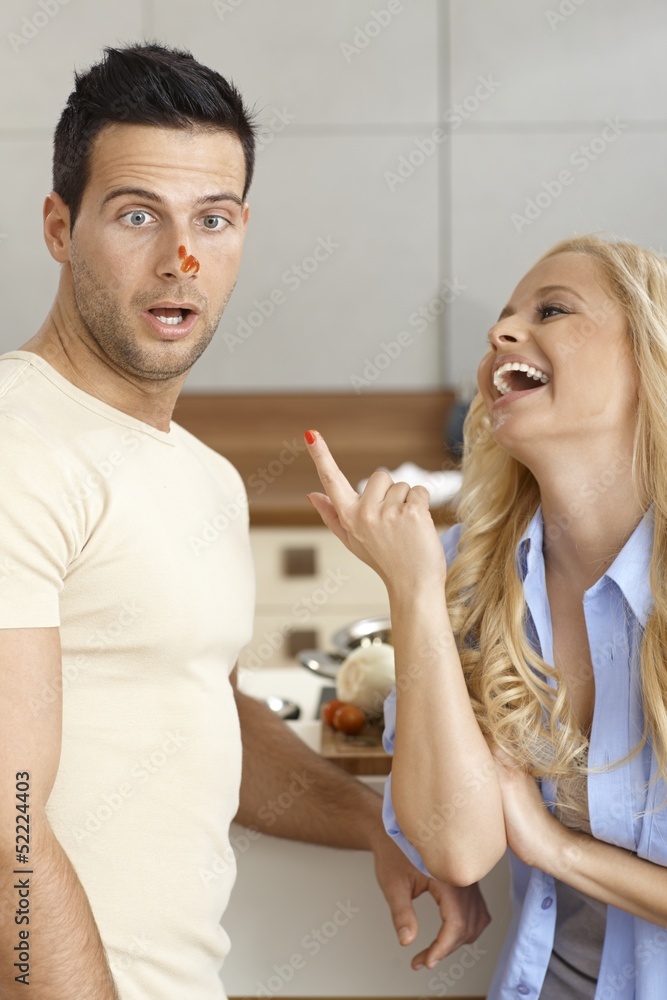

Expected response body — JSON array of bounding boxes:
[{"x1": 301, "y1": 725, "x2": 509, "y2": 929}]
[{"x1": 371, "y1": 832, "x2": 490, "y2": 970}]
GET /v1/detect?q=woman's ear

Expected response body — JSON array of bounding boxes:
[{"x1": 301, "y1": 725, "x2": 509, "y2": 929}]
[{"x1": 43, "y1": 191, "x2": 71, "y2": 263}]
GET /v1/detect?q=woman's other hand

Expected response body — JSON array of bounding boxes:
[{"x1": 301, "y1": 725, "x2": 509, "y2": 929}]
[
  {"x1": 492, "y1": 747, "x2": 564, "y2": 869},
  {"x1": 304, "y1": 430, "x2": 447, "y2": 598}
]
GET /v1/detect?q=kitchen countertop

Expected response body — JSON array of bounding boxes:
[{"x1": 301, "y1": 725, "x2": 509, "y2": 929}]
[{"x1": 173, "y1": 391, "x2": 459, "y2": 525}]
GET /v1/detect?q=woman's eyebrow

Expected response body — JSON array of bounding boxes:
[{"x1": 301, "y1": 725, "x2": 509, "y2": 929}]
[{"x1": 534, "y1": 284, "x2": 586, "y2": 302}]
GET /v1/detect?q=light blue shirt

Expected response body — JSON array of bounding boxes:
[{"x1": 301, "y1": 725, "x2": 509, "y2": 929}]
[{"x1": 382, "y1": 506, "x2": 667, "y2": 999}]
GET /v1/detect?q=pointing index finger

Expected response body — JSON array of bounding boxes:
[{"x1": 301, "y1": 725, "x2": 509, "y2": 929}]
[{"x1": 304, "y1": 430, "x2": 359, "y2": 510}]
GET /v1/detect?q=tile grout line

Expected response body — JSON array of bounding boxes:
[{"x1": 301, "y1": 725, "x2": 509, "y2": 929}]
[
  {"x1": 2, "y1": 123, "x2": 667, "y2": 142},
  {"x1": 439, "y1": 0, "x2": 452, "y2": 390}
]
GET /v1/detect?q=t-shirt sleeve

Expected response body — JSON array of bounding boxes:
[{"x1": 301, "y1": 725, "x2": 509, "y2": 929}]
[
  {"x1": 380, "y1": 522, "x2": 465, "y2": 875},
  {"x1": 0, "y1": 414, "x2": 79, "y2": 628}
]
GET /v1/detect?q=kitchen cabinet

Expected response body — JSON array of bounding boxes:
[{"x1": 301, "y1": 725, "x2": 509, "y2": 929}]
[{"x1": 242, "y1": 525, "x2": 388, "y2": 670}]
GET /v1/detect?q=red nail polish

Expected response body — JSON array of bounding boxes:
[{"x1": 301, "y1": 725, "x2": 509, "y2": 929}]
[{"x1": 304, "y1": 430, "x2": 316, "y2": 445}]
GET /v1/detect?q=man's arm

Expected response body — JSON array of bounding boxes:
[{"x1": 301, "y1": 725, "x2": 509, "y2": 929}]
[
  {"x1": 0, "y1": 627, "x2": 118, "y2": 998},
  {"x1": 232, "y1": 671, "x2": 490, "y2": 969},
  {"x1": 234, "y1": 678, "x2": 382, "y2": 848}
]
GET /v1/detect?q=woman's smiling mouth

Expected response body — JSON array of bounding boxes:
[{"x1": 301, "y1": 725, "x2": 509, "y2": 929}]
[{"x1": 492, "y1": 359, "x2": 551, "y2": 397}]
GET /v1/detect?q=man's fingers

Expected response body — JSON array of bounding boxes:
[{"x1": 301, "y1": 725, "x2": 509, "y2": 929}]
[
  {"x1": 304, "y1": 430, "x2": 358, "y2": 510},
  {"x1": 383, "y1": 892, "x2": 418, "y2": 948},
  {"x1": 418, "y1": 917, "x2": 468, "y2": 969}
]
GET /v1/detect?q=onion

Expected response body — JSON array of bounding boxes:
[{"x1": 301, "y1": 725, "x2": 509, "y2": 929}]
[{"x1": 336, "y1": 642, "x2": 395, "y2": 717}]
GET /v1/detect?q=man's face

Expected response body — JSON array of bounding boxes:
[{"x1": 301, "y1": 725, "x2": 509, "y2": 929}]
[{"x1": 67, "y1": 123, "x2": 249, "y2": 381}]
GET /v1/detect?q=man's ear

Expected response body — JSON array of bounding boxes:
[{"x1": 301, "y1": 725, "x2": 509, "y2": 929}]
[{"x1": 43, "y1": 191, "x2": 72, "y2": 263}]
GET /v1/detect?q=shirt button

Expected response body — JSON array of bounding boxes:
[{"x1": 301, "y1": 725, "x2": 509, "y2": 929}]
[
  {"x1": 541, "y1": 896, "x2": 553, "y2": 909},
  {"x1": 517, "y1": 987, "x2": 530, "y2": 996}
]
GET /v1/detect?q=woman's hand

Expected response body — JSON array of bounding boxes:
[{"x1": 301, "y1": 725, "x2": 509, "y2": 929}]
[
  {"x1": 491, "y1": 747, "x2": 566, "y2": 870},
  {"x1": 304, "y1": 430, "x2": 447, "y2": 597}
]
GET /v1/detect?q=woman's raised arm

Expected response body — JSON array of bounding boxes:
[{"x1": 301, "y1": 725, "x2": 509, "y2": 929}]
[{"x1": 305, "y1": 430, "x2": 506, "y2": 884}]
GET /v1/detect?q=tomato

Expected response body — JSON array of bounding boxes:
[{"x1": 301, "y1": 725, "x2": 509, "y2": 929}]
[
  {"x1": 332, "y1": 704, "x2": 366, "y2": 736},
  {"x1": 321, "y1": 699, "x2": 345, "y2": 727}
]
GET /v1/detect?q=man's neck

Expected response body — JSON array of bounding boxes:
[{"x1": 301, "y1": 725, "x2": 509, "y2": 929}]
[{"x1": 22, "y1": 305, "x2": 186, "y2": 433}]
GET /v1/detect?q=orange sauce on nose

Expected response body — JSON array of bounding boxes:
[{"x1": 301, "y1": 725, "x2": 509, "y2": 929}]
[{"x1": 178, "y1": 244, "x2": 200, "y2": 275}]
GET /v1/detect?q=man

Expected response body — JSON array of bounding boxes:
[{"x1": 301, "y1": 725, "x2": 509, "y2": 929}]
[{"x1": 0, "y1": 44, "x2": 488, "y2": 998}]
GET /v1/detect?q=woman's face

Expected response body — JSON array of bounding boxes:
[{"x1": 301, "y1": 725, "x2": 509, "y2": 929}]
[{"x1": 477, "y1": 252, "x2": 639, "y2": 465}]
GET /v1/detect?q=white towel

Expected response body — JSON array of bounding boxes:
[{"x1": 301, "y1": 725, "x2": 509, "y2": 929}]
[{"x1": 356, "y1": 462, "x2": 462, "y2": 507}]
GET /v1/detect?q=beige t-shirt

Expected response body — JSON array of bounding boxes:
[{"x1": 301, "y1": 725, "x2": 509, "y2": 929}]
[{"x1": 0, "y1": 351, "x2": 255, "y2": 999}]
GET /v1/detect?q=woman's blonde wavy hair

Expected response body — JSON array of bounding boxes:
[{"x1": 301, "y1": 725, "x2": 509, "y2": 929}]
[{"x1": 446, "y1": 234, "x2": 667, "y2": 806}]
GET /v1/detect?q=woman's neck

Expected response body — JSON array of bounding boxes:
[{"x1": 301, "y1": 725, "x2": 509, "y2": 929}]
[{"x1": 533, "y1": 444, "x2": 645, "y2": 591}]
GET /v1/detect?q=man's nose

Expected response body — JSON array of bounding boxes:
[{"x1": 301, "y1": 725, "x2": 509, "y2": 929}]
[{"x1": 155, "y1": 239, "x2": 199, "y2": 280}]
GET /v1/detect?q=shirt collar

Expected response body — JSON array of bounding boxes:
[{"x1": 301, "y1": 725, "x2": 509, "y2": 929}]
[
  {"x1": 516, "y1": 504, "x2": 654, "y2": 628},
  {"x1": 517, "y1": 505, "x2": 544, "y2": 582},
  {"x1": 597, "y1": 507, "x2": 654, "y2": 628}
]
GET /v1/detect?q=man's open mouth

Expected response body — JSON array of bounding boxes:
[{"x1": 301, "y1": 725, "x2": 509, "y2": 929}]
[
  {"x1": 147, "y1": 307, "x2": 195, "y2": 327},
  {"x1": 493, "y1": 361, "x2": 550, "y2": 396}
]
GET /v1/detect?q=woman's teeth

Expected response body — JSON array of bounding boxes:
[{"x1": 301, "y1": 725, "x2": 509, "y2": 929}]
[{"x1": 493, "y1": 361, "x2": 550, "y2": 396}]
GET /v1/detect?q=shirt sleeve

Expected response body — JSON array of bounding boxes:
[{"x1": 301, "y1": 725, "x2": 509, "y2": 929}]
[
  {"x1": 0, "y1": 414, "x2": 80, "y2": 628},
  {"x1": 381, "y1": 522, "x2": 464, "y2": 875}
]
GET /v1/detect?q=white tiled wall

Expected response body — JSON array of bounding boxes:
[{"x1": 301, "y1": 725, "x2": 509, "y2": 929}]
[{"x1": 2, "y1": 0, "x2": 666, "y2": 391}]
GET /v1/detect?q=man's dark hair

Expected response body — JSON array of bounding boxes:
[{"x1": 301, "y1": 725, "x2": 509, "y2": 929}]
[{"x1": 53, "y1": 42, "x2": 256, "y2": 231}]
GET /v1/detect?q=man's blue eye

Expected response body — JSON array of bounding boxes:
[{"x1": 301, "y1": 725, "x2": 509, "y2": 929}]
[
  {"x1": 128, "y1": 211, "x2": 148, "y2": 226},
  {"x1": 203, "y1": 216, "x2": 222, "y2": 230}
]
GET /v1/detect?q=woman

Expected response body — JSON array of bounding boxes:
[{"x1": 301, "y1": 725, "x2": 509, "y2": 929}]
[{"x1": 304, "y1": 234, "x2": 667, "y2": 999}]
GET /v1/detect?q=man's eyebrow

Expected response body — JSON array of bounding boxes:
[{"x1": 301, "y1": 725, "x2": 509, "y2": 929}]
[
  {"x1": 101, "y1": 186, "x2": 244, "y2": 208},
  {"x1": 496, "y1": 284, "x2": 586, "y2": 322}
]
